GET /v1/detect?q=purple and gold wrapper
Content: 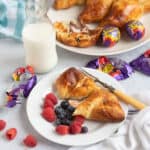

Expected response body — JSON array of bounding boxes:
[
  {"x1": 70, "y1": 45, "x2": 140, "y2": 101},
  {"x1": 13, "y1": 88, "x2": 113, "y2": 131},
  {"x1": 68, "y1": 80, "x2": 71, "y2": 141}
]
[
  {"x1": 125, "y1": 20, "x2": 145, "y2": 40},
  {"x1": 130, "y1": 50, "x2": 150, "y2": 76},
  {"x1": 6, "y1": 66, "x2": 37, "y2": 108},
  {"x1": 86, "y1": 56, "x2": 133, "y2": 80},
  {"x1": 100, "y1": 26, "x2": 121, "y2": 47}
]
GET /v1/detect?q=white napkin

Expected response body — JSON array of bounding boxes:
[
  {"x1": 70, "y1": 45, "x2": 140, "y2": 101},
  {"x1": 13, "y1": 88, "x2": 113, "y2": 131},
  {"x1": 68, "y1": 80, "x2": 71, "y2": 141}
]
[{"x1": 68, "y1": 90, "x2": 150, "y2": 150}]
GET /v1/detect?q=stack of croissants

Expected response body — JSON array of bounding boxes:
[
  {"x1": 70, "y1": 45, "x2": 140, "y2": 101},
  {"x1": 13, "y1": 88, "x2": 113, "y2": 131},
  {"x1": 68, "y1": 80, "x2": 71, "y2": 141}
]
[
  {"x1": 53, "y1": 0, "x2": 150, "y2": 47},
  {"x1": 54, "y1": 67, "x2": 125, "y2": 122}
]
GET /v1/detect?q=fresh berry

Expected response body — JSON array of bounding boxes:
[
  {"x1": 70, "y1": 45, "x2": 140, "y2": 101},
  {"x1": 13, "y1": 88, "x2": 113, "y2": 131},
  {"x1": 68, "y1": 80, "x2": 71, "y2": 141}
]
[
  {"x1": 56, "y1": 125, "x2": 69, "y2": 135},
  {"x1": 43, "y1": 99, "x2": 54, "y2": 109},
  {"x1": 66, "y1": 112, "x2": 73, "y2": 120},
  {"x1": 42, "y1": 107, "x2": 56, "y2": 122},
  {"x1": 81, "y1": 126, "x2": 88, "y2": 133},
  {"x1": 67, "y1": 105, "x2": 75, "y2": 113},
  {"x1": 70, "y1": 123, "x2": 81, "y2": 134},
  {"x1": 55, "y1": 107, "x2": 67, "y2": 119},
  {"x1": 61, "y1": 101, "x2": 69, "y2": 109},
  {"x1": 23, "y1": 134, "x2": 37, "y2": 148},
  {"x1": 45, "y1": 93, "x2": 57, "y2": 105},
  {"x1": 74, "y1": 115, "x2": 85, "y2": 125},
  {"x1": 62, "y1": 119, "x2": 71, "y2": 125},
  {"x1": 26, "y1": 65, "x2": 34, "y2": 74},
  {"x1": 0, "y1": 120, "x2": 6, "y2": 131},
  {"x1": 6, "y1": 128, "x2": 17, "y2": 140},
  {"x1": 55, "y1": 106, "x2": 64, "y2": 115},
  {"x1": 55, "y1": 119, "x2": 62, "y2": 126}
]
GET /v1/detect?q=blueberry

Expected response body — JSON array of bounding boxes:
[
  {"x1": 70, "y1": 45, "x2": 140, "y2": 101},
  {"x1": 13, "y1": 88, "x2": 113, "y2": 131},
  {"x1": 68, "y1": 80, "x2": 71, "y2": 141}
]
[
  {"x1": 62, "y1": 119, "x2": 71, "y2": 125},
  {"x1": 67, "y1": 105, "x2": 75, "y2": 113},
  {"x1": 55, "y1": 119, "x2": 62, "y2": 125},
  {"x1": 66, "y1": 112, "x2": 73, "y2": 120},
  {"x1": 55, "y1": 106, "x2": 63, "y2": 115},
  {"x1": 61, "y1": 101, "x2": 69, "y2": 109},
  {"x1": 81, "y1": 126, "x2": 88, "y2": 133},
  {"x1": 57, "y1": 112, "x2": 66, "y2": 119}
]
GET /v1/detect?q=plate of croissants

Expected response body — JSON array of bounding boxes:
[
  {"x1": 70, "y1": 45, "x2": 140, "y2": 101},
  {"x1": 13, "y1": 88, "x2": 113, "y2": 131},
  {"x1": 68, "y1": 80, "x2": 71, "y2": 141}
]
[
  {"x1": 47, "y1": 0, "x2": 150, "y2": 56},
  {"x1": 26, "y1": 67, "x2": 128, "y2": 146}
]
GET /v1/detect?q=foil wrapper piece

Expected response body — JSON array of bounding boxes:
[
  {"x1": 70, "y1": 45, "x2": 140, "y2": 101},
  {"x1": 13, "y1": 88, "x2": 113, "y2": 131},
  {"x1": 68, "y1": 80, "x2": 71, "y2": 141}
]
[
  {"x1": 23, "y1": 76, "x2": 37, "y2": 97},
  {"x1": 86, "y1": 56, "x2": 133, "y2": 80},
  {"x1": 130, "y1": 50, "x2": 150, "y2": 76},
  {"x1": 6, "y1": 66, "x2": 37, "y2": 108}
]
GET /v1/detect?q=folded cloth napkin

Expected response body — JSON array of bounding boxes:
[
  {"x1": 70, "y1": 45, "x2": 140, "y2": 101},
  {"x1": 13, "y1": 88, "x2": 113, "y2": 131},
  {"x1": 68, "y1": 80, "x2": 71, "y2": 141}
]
[
  {"x1": 69, "y1": 90, "x2": 150, "y2": 150},
  {"x1": 0, "y1": 0, "x2": 25, "y2": 40}
]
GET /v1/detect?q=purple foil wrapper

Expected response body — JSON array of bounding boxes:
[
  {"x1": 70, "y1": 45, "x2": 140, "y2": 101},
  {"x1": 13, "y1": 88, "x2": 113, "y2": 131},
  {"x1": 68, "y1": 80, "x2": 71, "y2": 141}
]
[
  {"x1": 110, "y1": 58, "x2": 133, "y2": 80},
  {"x1": 86, "y1": 57, "x2": 133, "y2": 80},
  {"x1": 86, "y1": 59, "x2": 99, "y2": 69},
  {"x1": 6, "y1": 75, "x2": 37, "y2": 108},
  {"x1": 6, "y1": 100, "x2": 17, "y2": 108},
  {"x1": 130, "y1": 55, "x2": 150, "y2": 76},
  {"x1": 23, "y1": 75, "x2": 37, "y2": 97}
]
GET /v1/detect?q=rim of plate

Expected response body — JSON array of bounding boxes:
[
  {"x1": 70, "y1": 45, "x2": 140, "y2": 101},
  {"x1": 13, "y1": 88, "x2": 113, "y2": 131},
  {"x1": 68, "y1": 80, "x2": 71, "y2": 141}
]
[
  {"x1": 56, "y1": 39, "x2": 150, "y2": 56},
  {"x1": 26, "y1": 67, "x2": 128, "y2": 146}
]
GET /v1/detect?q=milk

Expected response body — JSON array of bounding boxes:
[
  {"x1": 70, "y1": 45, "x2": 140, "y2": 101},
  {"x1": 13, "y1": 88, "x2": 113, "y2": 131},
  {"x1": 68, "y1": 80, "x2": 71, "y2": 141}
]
[{"x1": 22, "y1": 23, "x2": 57, "y2": 73}]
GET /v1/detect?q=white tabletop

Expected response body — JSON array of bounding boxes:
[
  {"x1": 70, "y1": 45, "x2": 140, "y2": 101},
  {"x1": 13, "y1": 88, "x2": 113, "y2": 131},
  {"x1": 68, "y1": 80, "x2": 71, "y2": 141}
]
[{"x1": 0, "y1": 39, "x2": 150, "y2": 150}]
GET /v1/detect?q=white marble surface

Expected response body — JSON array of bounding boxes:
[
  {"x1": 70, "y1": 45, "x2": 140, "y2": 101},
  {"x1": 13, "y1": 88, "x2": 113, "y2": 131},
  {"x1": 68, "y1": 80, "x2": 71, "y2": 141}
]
[{"x1": 0, "y1": 39, "x2": 150, "y2": 150}]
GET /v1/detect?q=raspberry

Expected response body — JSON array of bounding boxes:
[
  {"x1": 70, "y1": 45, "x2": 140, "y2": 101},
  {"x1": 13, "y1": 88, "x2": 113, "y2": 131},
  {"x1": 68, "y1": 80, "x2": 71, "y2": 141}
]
[
  {"x1": 73, "y1": 115, "x2": 85, "y2": 125},
  {"x1": 0, "y1": 120, "x2": 6, "y2": 131},
  {"x1": 42, "y1": 107, "x2": 56, "y2": 122},
  {"x1": 56, "y1": 125, "x2": 69, "y2": 135},
  {"x1": 70, "y1": 122, "x2": 81, "y2": 134},
  {"x1": 43, "y1": 99, "x2": 54, "y2": 109},
  {"x1": 6, "y1": 128, "x2": 17, "y2": 140},
  {"x1": 45, "y1": 93, "x2": 57, "y2": 105},
  {"x1": 23, "y1": 134, "x2": 37, "y2": 148},
  {"x1": 26, "y1": 65, "x2": 34, "y2": 74}
]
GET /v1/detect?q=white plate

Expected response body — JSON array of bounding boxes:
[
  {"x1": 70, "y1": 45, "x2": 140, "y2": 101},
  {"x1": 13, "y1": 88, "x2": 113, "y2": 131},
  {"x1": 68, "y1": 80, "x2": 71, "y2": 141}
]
[
  {"x1": 26, "y1": 68, "x2": 128, "y2": 146},
  {"x1": 47, "y1": 1, "x2": 150, "y2": 56}
]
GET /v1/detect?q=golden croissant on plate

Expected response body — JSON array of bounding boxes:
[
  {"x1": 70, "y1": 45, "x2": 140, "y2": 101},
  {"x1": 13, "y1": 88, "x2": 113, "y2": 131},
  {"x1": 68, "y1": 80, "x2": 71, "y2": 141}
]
[
  {"x1": 98, "y1": 0, "x2": 144, "y2": 28},
  {"x1": 79, "y1": 0, "x2": 113, "y2": 24},
  {"x1": 73, "y1": 89, "x2": 125, "y2": 122},
  {"x1": 54, "y1": 22, "x2": 101, "y2": 48},
  {"x1": 53, "y1": 0, "x2": 86, "y2": 9},
  {"x1": 54, "y1": 67, "x2": 97, "y2": 100}
]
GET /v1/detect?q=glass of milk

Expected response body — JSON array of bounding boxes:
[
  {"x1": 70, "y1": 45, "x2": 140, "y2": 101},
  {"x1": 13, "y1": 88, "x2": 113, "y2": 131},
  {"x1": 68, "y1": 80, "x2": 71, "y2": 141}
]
[
  {"x1": 22, "y1": 23, "x2": 57, "y2": 73},
  {"x1": 22, "y1": 0, "x2": 57, "y2": 73}
]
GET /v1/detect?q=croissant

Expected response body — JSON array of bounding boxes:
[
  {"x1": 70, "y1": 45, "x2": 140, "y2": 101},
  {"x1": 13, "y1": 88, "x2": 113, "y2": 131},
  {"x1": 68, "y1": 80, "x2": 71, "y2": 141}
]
[
  {"x1": 99, "y1": 0, "x2": 144, "y2": 28},
  {"x1": 54, "y1": 22, "x2": 101, "y2": 48},
  {"x1": 54, "y1": 67, "x2": 97, "y2": 100},
  {"x1": 53, "y1": 0, "x2": 85, "y2": 10},
  {"x1": 73, "y1": 89, "x2": 125, "y2": 122},
  {"x1": 79, "y1": 0, "x2": 113, "y2": 24}
]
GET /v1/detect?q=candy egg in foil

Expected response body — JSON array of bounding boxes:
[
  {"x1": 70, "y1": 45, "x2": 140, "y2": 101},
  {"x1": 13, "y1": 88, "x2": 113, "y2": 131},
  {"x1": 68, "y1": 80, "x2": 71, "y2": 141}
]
[
  {"x1": 125, "y1": 20, "x2": 145, "y2": 40},
  {"x1": 100, "y1": 26, "x2": 121, "y2": 47}
]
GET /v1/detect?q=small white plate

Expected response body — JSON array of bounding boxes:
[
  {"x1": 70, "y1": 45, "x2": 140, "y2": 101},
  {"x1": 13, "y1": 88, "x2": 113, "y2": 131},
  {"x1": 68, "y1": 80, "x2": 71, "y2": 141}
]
[
  {"x1": 26, "y1": 68, "x2": 128, "y2": 146},
  {"x1": 47, "y1": 0, "x2": 150, "y2": 56}
]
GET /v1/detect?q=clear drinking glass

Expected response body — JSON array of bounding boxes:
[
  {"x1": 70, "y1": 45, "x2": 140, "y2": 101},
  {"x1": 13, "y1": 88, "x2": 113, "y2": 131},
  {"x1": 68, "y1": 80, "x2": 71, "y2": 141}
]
[
  {"x1": 22, "y1": 0, "x2": 58, "y2": 74},
  {"x1": 25, "y1": 0, "x2": 49, "y2": 23}
]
